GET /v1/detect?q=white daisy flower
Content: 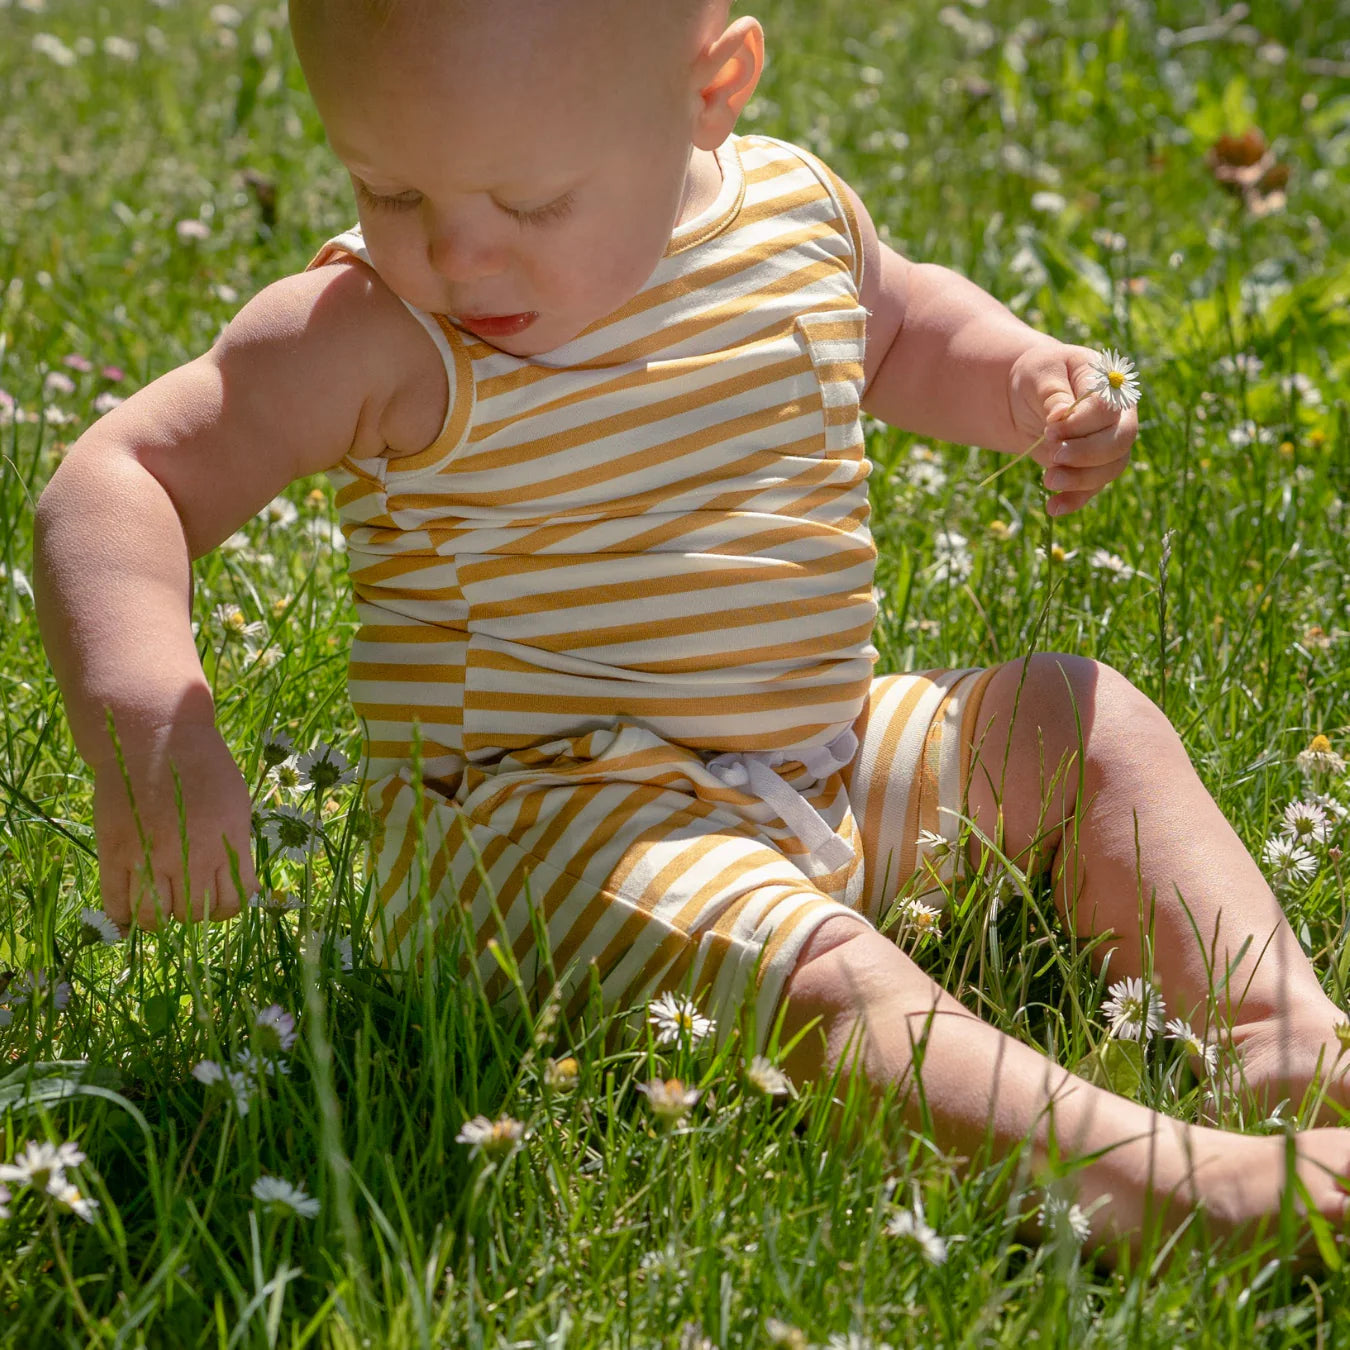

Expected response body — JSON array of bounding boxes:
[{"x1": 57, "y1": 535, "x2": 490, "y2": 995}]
[
  {"x1": 1040, "y1": 1193, "x2": 1092, "y2": 1244},
  {"x1": 746, "y1": 1055, "x2": 792, "y2": 1097},
  {"x1": 79, "y1": 907, "x2": 123, "y2": 944},
  {"x1": 261, "y1": 804, "x2": 318, "y2": 864},
  {"x1": 8, "y1": 968, "x2": 71, "y2": 1010},
  {"x1": 211, "y1": 602, "x2": 266, "y2": 642},
  {"x1": 1261, "y1": 834, "x2": 1318, "y2": 887},
  {"x1": 543, "y1": 1056, "x2": 580, "y2": 1092},
  {"x1": 266, "y1": 755, "x2": 305, "y2": 795},
  {"x1": 883, "y1": 1205, "x2": 948, "y2": 1264},
  {"x1": 1297, "y1": 735, "x2": 1345, "y2": 778},
  {"x1": 234, "y1": 1048, "x2": 290, "y2": 1078},
  {"x1": 296, "y1": 744, "x2": 355, "y2": 794},
  {"x1": 1164, "y1": 1017, "x2": 1219, "y2": 1074},
  {"x1": 1088, "y1": 548, "x2": 1142, "y2": 580},
  {"x1": 0, "y1": 1183, "x2": 10, "y2": 1221},
  {"x1": 1280, "y1": 800, "x2": 1331, "y2": 844},
  {"x1": 49, "y1": 1180, "x2": 99, "y2": 1223},
  {"x1": 636, "y1": 1077, "x2": 701, "y2": 1124},
  {"x1": 897, "y1": 899, "x2": 942, "y2": 936},
  {"x1": 0, "y1": 562, "x2": 33, "y2": 601},
  {"x1": 1101, "y1": 976, "x2": 1166, "y2": 1041},
  {"x1": 191, "y1": 1060, "x2": 254, "y2": 1115},
  {"x1": 251, "y1": 1175, "x2": 320, "y2": 1218},
  {"x1": 0, "y1": 1139, "x2": 86, "y2": 1190},
  {"x1": 455, "y1": 1114, "x2": 526, "y2": 1159},
  {"x1": 257, "y1": 496, "x2": 299, "y2": 528},
  {"x1": 931, "y1": 529, "x2": 973, "y2": 584},
  {"x1": 915, "y1": 828, "x2": 954, "y2": 865},
  {"x1": 260, "y1": 728, "x2": 295, "y2": 768},
  {"x1": 647, "y1": 991, "x2": 715, "y2": 1046},
  {"x1": 254, "y1": 1004, "x2": 298, "y2": 1055},
  {"x1": 1088, "y1": 348, "x2": 1141, "y2": 412}
]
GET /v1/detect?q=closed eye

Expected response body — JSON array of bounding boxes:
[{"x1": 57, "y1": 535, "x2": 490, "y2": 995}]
[
  {"x1": 499, "y1": 191, "x2": 575, "y2": 227},
  {"x1": 355, "y1": 180, "x2": 423, "y2": 213}
]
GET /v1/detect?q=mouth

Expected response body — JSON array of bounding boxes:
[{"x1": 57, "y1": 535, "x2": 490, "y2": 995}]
[{"x1": 453, "y1": 311, "x2": 538, "y2": 340}]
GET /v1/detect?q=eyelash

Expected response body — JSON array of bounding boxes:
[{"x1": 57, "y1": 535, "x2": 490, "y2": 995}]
[{"x1": 356, "y1": 182, "x2": 575, "y2": 227}]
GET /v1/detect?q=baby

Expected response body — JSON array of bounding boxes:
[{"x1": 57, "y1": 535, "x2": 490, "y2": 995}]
[{"x1": 33, "y1": 0, "x2": 1350, "y2": 1264}]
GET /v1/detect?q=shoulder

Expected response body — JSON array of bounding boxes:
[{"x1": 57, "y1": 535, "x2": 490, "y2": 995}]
[{"x1": 218, "y1": 257, "x2": 448, "y2": 462}]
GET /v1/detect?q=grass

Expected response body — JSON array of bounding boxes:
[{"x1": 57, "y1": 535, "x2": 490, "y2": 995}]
[{"x1": 2, "y1": 0, "x2": 1349, "y2": 1344}]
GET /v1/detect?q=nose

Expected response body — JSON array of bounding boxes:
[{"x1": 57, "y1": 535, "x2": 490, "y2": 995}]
[{"x1": 426, "y1": 213, "x2": 509, "y2": 283}]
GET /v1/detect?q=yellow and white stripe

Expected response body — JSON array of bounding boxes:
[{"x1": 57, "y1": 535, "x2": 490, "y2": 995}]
[{"x1": 311, "y1": 135, "x2": 997, "y2": 1046}]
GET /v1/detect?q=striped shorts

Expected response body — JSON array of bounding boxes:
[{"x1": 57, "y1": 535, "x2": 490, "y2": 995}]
[{"x1": 364, "y1": 667, "x2": 999, "y2": 1049}]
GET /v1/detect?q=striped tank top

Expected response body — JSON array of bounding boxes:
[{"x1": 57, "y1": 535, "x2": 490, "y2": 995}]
[{"x1": 311, "y1": 134, "x2": 879, "y2": 796}]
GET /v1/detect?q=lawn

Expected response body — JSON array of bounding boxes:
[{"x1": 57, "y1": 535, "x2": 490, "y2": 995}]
[{"x1": 1, "y1": 0, "x2": 1349, "y2": 1345}]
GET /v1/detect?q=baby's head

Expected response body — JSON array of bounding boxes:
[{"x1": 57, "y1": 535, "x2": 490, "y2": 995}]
[{"x1": 289, "y1": 0, "x2": 763, "y2": 354}]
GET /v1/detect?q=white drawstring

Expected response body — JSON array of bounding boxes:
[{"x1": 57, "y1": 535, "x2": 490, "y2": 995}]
[{"x1": 706, "y1": 730, "x2": 857, "y2": 875}]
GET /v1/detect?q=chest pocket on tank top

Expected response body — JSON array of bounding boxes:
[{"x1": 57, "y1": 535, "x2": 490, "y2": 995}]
[{"x1": 792, "y1": 307, "x2": 869, "y2": 461}]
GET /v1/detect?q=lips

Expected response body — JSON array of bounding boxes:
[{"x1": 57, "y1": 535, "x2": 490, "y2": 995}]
[{"x1": 454, "y1": 311, "x2": 538, "y2": 340}]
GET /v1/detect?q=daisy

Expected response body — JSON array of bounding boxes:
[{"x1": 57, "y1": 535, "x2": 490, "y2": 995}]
[
  {"x1": 636, "y1": 1077, "x2": 701, "y2": 1124},
  {"x1": 266, "y1": 755, "x2": 305, "y2": 795},
  {"x1": 234, "y1": 1048, "x2": 290, "y2": 1078},
  {"x1": 746, "y1": 1055, "x2": 792, "y2": 1097},
  {"x1": 1297, "y1": 735, "x2": 1345, "y2": 777},
  {"x1": 251, "y1": 1175, "x2": 320, "y2": 1218},
  {"x1": 0, "y1": 1183, "x2": 10, "y2": 1221},
  {"x1": 1280, "y1": 800, "x2": 1331, "y2": 844},
  {"x1": 1088, "y1": 348, "x2": 1141, "y2": 412},
  {"x1": 543, "y1": 1056, "x2": 580, "y2": 1092},
  {"x1": 92, "y1": 390, "x2": 123, "y2": 415},
  {"x1": 1088, "y1": 548, "x2": 1142, "y2": 580},
  {"x1": 254, "y1": 1004, "x2": 298, "y2": 1055},
  {"x1": 897, "y1": 899, "x2": 942, "y2": 937},
  {"x1": 191, "y1": 1060, "x2": 254, "y2": 1115},
  {"x1": 212, "y1": 602, "x2": 265, "y2": 642},
  {"x1": 1164, "y1": 1017, "x2": 1219, "y2": 1074},
  {"x1": 1101, "y1": 976, "x2": 1166, "y2": 1041},
  {"x1": 259, "y1": 728, "x2": 294, "y2": 769},
  {"x1": 915, "y1": 828, "x2": 954, "y2": 865},
  {"x1": 1040, "y1": 1193, "x2": 1092, "y2": 1244},
  {"x1": 79, "y1": 906, "x2": 123, "y2": 944},
  {"x1": 0, "y1": 1140, "x2": 85, "y2": 1191},
  {"x1": 257, "y1": 496, "x2": 299, "y2": 528},
  {"x1": 297, "y1": 743, "x2": 355, "y2": 793},
  {"x1": 931, "y1": 529, "x2": 973, "y2": 584},
  {"x1": 49, "y1": 1181, "x2": 99, "y2": 1223},
  {"x1": 1035, "y1": 543, "x2": 1079, "y2": 563},
  {"x1": 765, "y1": 1320, "x2": 809, "y2": 1350},
  {"x1": 647, "y1": 991, "x2": 715, "y2": 1046},
  {"x1": 455, "y1": 1115, "x2": 526, "y2": 1159},
  {"x1": 883, "y1": 1205, "x2": 948, "y2": 1265},
  {"x1": 9, "y1": 968, "x2": 71, "y2": 1010},
  {"x1": 262, "y1": 804, "x2": 318, "y2": 864},
  {"x1": 1261, "y1": 834, "x2": 1318, "y2": 888}
]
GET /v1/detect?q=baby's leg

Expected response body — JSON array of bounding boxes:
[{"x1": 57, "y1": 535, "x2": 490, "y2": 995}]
[
  {"x1": 779, "y1": 916, "x2": 1350, "y2": 1264},
  {"x1": 969, "y1": 655, "x2": 1347, "y2": 1116}
]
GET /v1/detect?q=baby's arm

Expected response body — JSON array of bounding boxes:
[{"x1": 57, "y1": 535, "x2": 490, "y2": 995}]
[
  {"x1": 844, "y1": 184, "x2": 1136, "y2": 515},
  {"x1": 34, "y1": 260, "x2": 444, "y2": 927}
]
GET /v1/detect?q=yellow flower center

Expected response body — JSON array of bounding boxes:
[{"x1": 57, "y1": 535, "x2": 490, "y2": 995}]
[
  {"x1": 1107, "y1": 370, "x2": 1125, "y2": 389},
  {"x1": 1310, "y1": 734, "x2": 1333, "y2": 754}
]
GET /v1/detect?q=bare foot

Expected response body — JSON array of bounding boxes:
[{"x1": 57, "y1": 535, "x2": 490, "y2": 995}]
[
  {"x1": 1217, "y1": 1012, "x2": 1350, "y2": 1124},
  {"x1": 1079, "y1": 1125, "x2": 1350, "y2": 1272}
]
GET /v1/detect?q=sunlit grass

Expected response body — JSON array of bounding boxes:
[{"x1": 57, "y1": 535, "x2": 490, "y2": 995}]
[{"x1": 2, "y1": 0, "x2": 1349, "y2": 1344}]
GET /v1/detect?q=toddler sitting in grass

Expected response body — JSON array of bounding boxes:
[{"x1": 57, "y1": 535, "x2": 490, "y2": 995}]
[{"x1": 33, "y1": 0, "x2": 1350, "y2": 1267}]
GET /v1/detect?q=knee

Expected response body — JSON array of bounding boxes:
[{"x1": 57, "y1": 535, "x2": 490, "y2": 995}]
[
  {"x1": 777, "y1": 918, "x2": 908, "y2": 1079},
  {"x1": 1014, "y1": 654, "x2": 1179, "y2": 770}
]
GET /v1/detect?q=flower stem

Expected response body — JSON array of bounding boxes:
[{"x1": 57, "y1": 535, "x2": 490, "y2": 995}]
[{"x1": 978, "y1": 392, "x2": 1091, "y2": 490}]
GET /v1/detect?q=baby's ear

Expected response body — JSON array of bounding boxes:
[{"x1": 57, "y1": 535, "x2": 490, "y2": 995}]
[{"x1": 691, "y1": 15, "x2": 764, "y2": 149}]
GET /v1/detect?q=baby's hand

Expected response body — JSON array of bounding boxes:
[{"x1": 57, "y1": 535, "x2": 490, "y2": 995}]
[
  {"x1": 1008, "y1": 343, "x2": 1139, "y2": 516},
  {"x1": 92, "y1": 723, "x2": 257, "y2": 930}
]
